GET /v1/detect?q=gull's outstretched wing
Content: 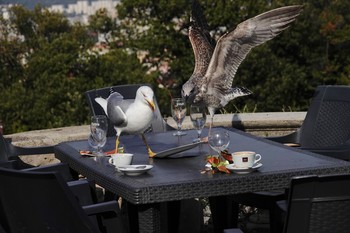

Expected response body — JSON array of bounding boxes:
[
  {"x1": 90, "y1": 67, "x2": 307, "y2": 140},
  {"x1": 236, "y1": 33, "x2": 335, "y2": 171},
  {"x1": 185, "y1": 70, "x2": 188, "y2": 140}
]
[
  {"x1": 182, "y1": 0, "x2": 216, "y2": 101},
  {"x1": 205, "y1": 5, "x2": 303, "y2": 92},
  {"x1": 189, "y1": 0, "x2": 216, "y2": 78}
]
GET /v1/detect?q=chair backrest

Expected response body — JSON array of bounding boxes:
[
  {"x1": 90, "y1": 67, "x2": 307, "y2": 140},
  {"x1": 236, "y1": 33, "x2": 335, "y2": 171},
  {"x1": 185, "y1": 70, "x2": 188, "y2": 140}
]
[
  {"x1": 0, "y1": 168, "x2": 101, "y2": 233},
  {"x1": 283, "y1": 174, "x2": 350, "y2": 233},
  {"x1": 299, "y1": 85, "x2": 350, "y2": 147},
  {"x1": 85, "y1": 84, "x2": 172, "y2": 137}
]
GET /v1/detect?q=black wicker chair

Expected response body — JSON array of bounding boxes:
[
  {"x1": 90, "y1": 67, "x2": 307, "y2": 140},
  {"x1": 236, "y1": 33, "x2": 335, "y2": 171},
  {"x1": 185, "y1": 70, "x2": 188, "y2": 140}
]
[
  {"x1": 0, "y1": 168, "x2": 123, "y2": 233},
  {"x1": 268, "y1": 85, "x2": 350, "y2": 161},
  {"x1": 225, "y1": 85, "x2": 350, "y2": 233},
  {"x1": 85, "y1": 84, "x2": 174, "y2": 137},
  {"x1": 225, "y1": 173, "x2": 350, "y2": 233},
  {"x1": 275, "y1": 173, "x2": 350, "y2": 233}
]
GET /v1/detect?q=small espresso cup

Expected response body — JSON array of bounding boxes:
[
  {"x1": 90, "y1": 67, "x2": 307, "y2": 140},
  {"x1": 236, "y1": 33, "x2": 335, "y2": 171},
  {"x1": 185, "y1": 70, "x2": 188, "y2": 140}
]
[
  {"x1": 108, "y1": 153, "x2": 133, "y2": 167},
  {"x1": 231, "y1": 151, "x2": 261, "y2": 168}
]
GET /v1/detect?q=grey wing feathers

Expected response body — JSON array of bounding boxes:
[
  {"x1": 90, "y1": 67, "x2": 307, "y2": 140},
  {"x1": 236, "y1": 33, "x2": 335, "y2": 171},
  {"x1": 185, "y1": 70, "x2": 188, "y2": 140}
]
[
  {"x1": 106, "y1": 92, "x2": 130, "y2": 127},
  {"x1": 189, "y1": 0, "x2": 216, "y2": 79},
  {"x1": 191, "y1": 0, "x2": 215, "y2": 47},
  {"x1": 189, "y1": 26, "x2": 215, "y2": 78},
  {"x1": 206, "y1": 5, "x2": 303, "y2": 90}
]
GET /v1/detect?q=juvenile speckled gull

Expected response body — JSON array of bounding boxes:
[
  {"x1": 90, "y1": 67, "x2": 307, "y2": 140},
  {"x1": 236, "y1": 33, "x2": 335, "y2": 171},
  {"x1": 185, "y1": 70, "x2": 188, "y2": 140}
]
[
  {"x1": 182, "y1": 2, "x2": 303, "y2": 133},
  {"x1": 95, "y1": 86, "x2": 157, "y2": 157}
]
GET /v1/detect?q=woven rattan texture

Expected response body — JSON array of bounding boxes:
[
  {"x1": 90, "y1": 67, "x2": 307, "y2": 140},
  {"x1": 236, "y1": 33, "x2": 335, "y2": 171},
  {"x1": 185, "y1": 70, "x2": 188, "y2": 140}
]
[
  {"x1": 138, "y1": 205, "x2": 161, "y2": 232},
  {"x1": 309, "y1": 200, "x2": 350, "y2": 233},
  {"x1": 311, "y1": 101, "x2": 350, "y2": 147}
]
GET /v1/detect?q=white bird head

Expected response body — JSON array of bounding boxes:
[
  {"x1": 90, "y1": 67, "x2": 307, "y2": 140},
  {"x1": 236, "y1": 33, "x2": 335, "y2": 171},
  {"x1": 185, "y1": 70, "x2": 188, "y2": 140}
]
[{"x1": 136, "y1": 86, "x2": 156, "y2": 112}]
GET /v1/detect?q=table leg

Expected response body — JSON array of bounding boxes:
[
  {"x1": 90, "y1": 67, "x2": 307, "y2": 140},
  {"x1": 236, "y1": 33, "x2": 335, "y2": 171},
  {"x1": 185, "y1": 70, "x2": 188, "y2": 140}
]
[
  {"x1": 126, "y1": 201, "x2": 181, "y2": 233},
  {"x1": 165, "y1": 201, "x2": 181, "y2": 233},
  {"x1": 124, "y1": 202, "x2": 162, "y2": 233},
  {"x1": 209, "y1": 195, "x2": 238, "y2": 232},
  {"x1": 138, "y1": 203, "x2": 162, "y2": 233}
]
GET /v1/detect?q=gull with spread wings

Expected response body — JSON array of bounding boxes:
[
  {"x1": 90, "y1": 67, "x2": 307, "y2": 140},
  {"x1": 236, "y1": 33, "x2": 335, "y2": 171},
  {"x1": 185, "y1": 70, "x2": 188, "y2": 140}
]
[{"x1": 182, "y1": 1, "x2": 303, "y2": 133}]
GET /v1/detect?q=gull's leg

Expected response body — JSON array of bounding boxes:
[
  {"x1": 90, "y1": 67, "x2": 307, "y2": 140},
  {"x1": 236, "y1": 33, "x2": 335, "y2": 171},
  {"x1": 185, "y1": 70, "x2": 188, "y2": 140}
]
[
  {"x1": 208, "y1": 108, "x2": 215, "y2": 137},
  {"x1": 200, "y1": 116, "x2": 212, "y2": 143},
  {"x1": 141, "y1": 133, "x2": 156, "y2": 157},
  {"x1": 115, "y1": 135, "x2": 120, "y2": 153},
  {"x1": 209, "y1": 116, "x2": 213, "y2": 136}
]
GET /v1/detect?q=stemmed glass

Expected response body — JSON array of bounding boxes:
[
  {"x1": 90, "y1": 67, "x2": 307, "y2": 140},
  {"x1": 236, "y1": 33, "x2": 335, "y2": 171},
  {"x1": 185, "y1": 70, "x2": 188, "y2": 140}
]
[
  {"x1": 171, "y1": 98, "x2": 187, "y2": 136},
  {"x1": 208, "y1": 129, "x2": 230, "y2": 157},
  {"x1": 90, "y1": 115, "x2": 108, "y2": 156},
  {"x1": 190, "y1": 103, "x2": 206, "y2": 142}
]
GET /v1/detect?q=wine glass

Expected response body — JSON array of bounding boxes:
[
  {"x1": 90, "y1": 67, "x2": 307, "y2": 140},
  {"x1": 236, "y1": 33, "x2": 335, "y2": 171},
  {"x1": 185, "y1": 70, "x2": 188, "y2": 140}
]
[
  {"x1": 90, "y1": 115, "x2": 108, "y2": 156},
  {"x1": 190, "y1": 103, "x2": 206, "y2": 142},
  {"x1": 171, "y1": 98, "x2": 187, "y2": 136},
  {"x1": 208, "y1": 129, "x2": 230, "y2": 156}
]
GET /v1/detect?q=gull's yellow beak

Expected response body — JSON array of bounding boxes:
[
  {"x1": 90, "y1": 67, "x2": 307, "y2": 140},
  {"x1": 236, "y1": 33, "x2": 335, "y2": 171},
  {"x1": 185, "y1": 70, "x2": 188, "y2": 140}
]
[{"x1": 146, "y1": 99, "x2": 156, "y2": 112}]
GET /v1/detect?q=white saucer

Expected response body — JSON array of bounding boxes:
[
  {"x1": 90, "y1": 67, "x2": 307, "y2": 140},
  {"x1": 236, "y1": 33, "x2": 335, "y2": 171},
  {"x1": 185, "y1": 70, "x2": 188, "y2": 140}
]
[
  {"x1": 226, "y1": 163, "x2": 262, "y2": 174},
  {"x1": 117, "y1": 165, "x2": 153, "y2": 176}
]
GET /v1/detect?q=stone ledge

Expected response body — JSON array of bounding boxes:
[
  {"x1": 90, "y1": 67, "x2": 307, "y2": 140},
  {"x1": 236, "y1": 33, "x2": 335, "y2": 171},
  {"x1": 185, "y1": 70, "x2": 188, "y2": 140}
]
[
  {"x1": 166, "y1": 112, "x2": 306, "y2": 137},
  {"x1": 4, "y1": 112, "x2": 306, "y2": 166},
  {"x1": 6, "y1": 125, "x2": 90, "y2": 147}
]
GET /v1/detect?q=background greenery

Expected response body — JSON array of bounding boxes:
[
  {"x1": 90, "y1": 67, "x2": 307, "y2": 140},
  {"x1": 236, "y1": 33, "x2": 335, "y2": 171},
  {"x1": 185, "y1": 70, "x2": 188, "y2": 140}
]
[{"x1": 1, "y1": 0, "x2": 349, "y2": 134}]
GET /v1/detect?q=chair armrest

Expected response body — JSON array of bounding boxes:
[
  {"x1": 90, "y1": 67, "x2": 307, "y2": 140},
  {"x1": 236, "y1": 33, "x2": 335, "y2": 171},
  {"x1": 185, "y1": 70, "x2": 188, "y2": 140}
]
[
  {"x1": 68, "y1": 179, "x2": 98, "y2": 205},
  {"x1": 11, "y1": 144, "x2": 54, "y2": 157},
  {"x1": 82, "y1": 201, "x2": 120, "y2": 216},
  {"x1": 23, "y1": 163, "x2": 75, "y2": 181},
  {"x1": 299, "y1": 141, "x2": 350, "y2": 161},
  {"x1": 266, "y1": 130, "x2": 301, "y2": 144},
  {"x1": 0, "y1": 160, "x2": 17, "y2": 169},
  {"x1": 276, "y1": 200, "x2": 288, "y2": 213},
  {"x1": 83, "y1": 201, "x2": 123, "y2": 232}
]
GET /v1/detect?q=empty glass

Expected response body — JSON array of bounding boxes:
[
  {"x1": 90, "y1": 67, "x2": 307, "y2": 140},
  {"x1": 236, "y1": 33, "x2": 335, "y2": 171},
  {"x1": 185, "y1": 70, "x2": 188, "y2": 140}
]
[
  {"x1": 190, "y1": 103, "x2": 206, "y2": 142},
  {"x1": 171, "y1": 98, "x2": 187, "y2": 136},
  {"x1": 90, "y1": 115, "x2": 108, "y2": 156},
  {"x1": 208, "y1": 129, "x2": 230, "y2": 156}
]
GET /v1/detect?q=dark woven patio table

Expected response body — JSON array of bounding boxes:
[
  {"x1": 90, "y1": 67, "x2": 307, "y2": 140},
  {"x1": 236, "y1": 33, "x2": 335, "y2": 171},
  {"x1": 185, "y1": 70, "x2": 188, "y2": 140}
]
[{"x1": 54, "y1": 127, "x2": 350, "y2": 233}]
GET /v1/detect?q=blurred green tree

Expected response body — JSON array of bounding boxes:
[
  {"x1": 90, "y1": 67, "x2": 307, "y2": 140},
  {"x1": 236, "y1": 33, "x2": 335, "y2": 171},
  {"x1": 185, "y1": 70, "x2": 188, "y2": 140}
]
[
  {"x1": 1, "y1": 0, "x2": 350, "y2": 134},
  {"x1": 0, "y1": 5, "x2": 151, "y2": 133}
]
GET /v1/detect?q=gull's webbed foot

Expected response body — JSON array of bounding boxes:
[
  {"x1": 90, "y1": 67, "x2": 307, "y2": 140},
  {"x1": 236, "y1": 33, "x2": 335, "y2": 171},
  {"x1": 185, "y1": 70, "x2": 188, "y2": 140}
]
[
  {"x1": 141, "y1": 133, "x2": 157, "y2": 157},
  {"x1": 148, "y1": 148, "x2": 157, "y2": 158}
]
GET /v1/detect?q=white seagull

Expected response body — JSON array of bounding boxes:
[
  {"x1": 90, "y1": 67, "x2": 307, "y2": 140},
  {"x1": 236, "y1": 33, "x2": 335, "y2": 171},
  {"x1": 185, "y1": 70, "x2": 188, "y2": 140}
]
[
  {"x1": 95, "y1": 86, "x2": 157, "y2": 157},
  {"x1": 182, "y1": 1, "x2": 303, "y2": 133}
]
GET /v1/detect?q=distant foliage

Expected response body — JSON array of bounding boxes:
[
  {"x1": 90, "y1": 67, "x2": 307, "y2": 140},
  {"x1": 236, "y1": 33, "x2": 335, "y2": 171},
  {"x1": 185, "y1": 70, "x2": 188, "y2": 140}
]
[{"x1": 0, "y1": 1, "x2": 349, "y2": 134}]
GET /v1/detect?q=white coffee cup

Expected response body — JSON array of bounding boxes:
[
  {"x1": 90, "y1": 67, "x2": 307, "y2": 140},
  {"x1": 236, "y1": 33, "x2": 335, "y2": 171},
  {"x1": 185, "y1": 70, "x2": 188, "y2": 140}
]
[
  {"x1": 231, "y1": 151, "x2": 261, "y2": 168},
  {"x1": 108, "y1": 153, "x2": 133, "y2": 167}
]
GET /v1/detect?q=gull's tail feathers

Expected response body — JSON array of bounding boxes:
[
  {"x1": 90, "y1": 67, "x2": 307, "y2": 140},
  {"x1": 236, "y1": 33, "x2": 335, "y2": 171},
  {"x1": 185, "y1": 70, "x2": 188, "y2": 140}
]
[{"x1": 94, "y1": 97, "x2": 108, "y2": 115}]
